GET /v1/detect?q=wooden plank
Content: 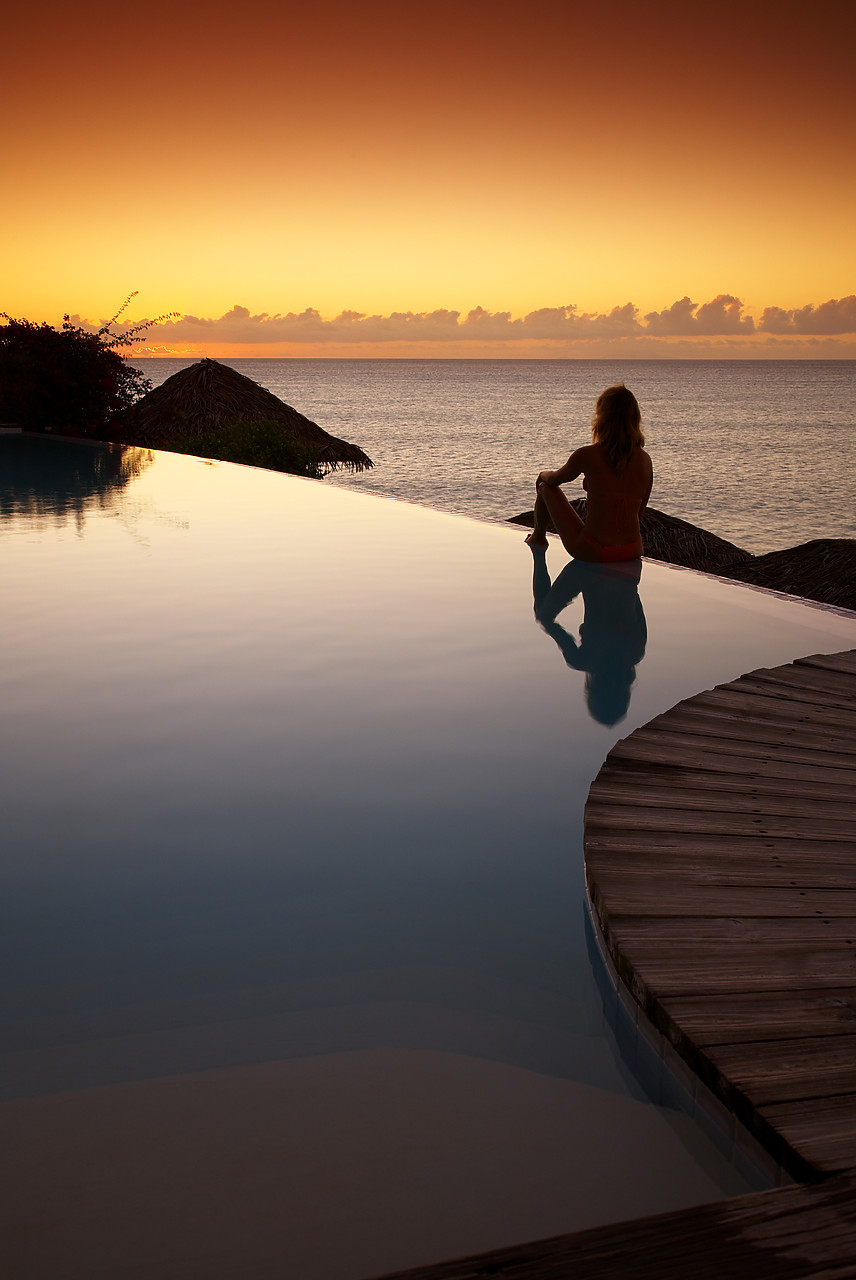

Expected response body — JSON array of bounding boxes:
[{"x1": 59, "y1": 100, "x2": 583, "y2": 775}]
[
  {"x1": 653, "y1": 695, "x2": 856, "y2": 733},
  {"x1": 585, "y1": 802, "x2": 856, "y2": 840},
  {"x1": 600, "y1": 750, "x2": 852, "y2": 784},
  {"x1": 588, "y1": 863, "x2": 856, "y2": 894},
  {"x1": 659, "y1": 691, "x2": 856, "y2": 731},
  {"x1": 586, "y1": 842, "x2": 853, "y2": 874},
  {"x1": 742, "y1": 665, "x2": 854, "y2": 696},
  {"x1": 718, "y1": 684, "x2": 856, "y2": 721},
  {"x1": 588, "y1": 875, "x2": 856, "y2": 918},
  {"x1": 589, "y1": 863, "x2": 856, "y2": 894},
  {"x1": 594, "y1": 757, "x2": 856, "y2": 800},
  {"x1": 699, "y1": 679, "x2": 856, "y2": 714},
  {"x1": 611, "y1": 728, "x2": 856, "y2": 769},
  {"x1": 624, "y1": 711, "x2": 854, "y2": 757},
  {"x1": 609, "y1": 918, "x2": 856, "y2": 945},
  {"x1": 663, "y1": 720, "x2": 856, "y2": 755},
  {"x1": 762, "y1": 1098, "x2": 856, "y2": 1175},
  {"x1": 606, "y1": 741, "x2": 856, "y2": 784},
  {"x1": 661, "y1": 989, "x2": 856, "y2": 1046},
  {"x1": 585, "y1": 829, "x2": 856, "y2": 862},
  {"x1": 725, "y1": 682, "x2": 856, "y2": 718},
  {"x1": 587, "y1": 778, "x2": 855, "y2": 818},
  {"x1": 371, "y1": 1173, "x2": 856, "y2": 1280},
  {"x1": 736, "y1": 664, "x2": 856, "y2": 701},
  {"x1": 597, "y1": 752, "x2": 850, "y2": 785},
  {"x1": 607, "y1": 942, "x2": 856, "y2": 994},
  {"x1": 798, "y1": 650, "x2": 856, "y2": 677},
  {"x1": 705, "y1": 1035, "x2": 856, "y2": 1106},
  {"x1": 673, "y1": 693, "x2": 856, "y2": 737}
]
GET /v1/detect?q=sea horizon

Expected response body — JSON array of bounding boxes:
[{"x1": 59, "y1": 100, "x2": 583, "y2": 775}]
[
  {"x1": 129, "y1": 357, "x2": 856, "y2": 557},
  {"x1": 130, "y1": 354, "x2": 856, "y2": 363}
]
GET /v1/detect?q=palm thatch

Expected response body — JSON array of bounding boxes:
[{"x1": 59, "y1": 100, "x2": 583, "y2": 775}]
[
  {"x1": 721, "y1": 540, "x2": 856, "y2": 612},
  {"x1": 637, "y1": 506, "x2": 753, "y2": 573},
  {"x1": 509, "y1": 502, "x2": 753, "y2": 574},
  {"x1": 113, "y1": 359, "x2": 373, "y2": 472}
]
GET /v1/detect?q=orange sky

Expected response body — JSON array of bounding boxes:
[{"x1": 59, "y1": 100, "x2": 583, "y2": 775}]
[{"x1": 4, "y1": 0, "x2": 855, "y2": 356}]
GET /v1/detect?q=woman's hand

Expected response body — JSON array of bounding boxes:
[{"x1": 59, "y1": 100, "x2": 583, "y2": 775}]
[{"x1": 536, "y1": 470, "x2": 556, "y2": 489}]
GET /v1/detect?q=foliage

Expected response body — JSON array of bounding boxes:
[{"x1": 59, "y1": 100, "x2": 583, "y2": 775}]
[
  {"x1": 0, "y1": 293, "x2": 169, "y2": 437},
  {"x1": 167, "y1": 418, "x2": 324, "y2": 478}
]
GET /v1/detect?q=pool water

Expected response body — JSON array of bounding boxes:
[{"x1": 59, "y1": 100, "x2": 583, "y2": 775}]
[{"x1": 3, "y1": 435, "x2": 856, "y2": 1280}]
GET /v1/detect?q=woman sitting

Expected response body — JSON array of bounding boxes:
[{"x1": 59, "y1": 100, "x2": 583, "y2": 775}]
[{"x1": 525, "y1": 384, "x2": 653, "y2": 563}]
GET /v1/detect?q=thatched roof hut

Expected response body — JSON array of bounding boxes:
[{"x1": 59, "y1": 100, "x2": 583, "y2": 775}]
[
  {"x1": 115, "y1": 359, "x2": 373, "y2": 471},
  {"x1": 721, "y1": 539, "x2": 856, "y2": 613},
  {"x1": 509, "y1": 502, "x2": 753, "y2": 575}
]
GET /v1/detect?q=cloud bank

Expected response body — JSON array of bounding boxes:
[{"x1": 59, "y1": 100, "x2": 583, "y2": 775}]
[
  {"x1": 71, "y1": 295, "x2": 856, "y2": 356},
  {"x1": 757, "y1": 297, "x2": 856, "y2": 334},
  {"x1": 643, "y1": 295, "x2": 756, "y2": 335}
]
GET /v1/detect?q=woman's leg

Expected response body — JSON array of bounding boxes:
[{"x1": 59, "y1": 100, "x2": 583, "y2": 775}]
[
  {"x1": 528, "y1": 483, "x2": 601, "y2": 561},
  {"x1": 524, "y1": 486, "x2": 555, "y2": 547}
]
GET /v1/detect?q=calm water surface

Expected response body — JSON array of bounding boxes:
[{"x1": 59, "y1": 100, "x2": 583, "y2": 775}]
[
  {"x1": 4, "y1": 434, "x2": 856, "y2": 1278},
  {"x1": 134, "y1": 358, "x2": 856, "y2": 553}
]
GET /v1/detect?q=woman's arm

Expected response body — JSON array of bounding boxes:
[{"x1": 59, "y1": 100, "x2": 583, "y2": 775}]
[{"x1": 537, "y1": 447, "x2": 586, "y2": 489}]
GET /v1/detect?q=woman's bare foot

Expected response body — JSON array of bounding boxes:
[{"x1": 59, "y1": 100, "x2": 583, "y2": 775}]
[{"x1": 525, "y1": 531, "x2": 549, "y2": 548}]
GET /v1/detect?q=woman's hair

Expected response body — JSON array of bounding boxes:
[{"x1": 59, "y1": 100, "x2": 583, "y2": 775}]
[{"x1": 591, "y1": 384, "x2": 644, "y2": 472}]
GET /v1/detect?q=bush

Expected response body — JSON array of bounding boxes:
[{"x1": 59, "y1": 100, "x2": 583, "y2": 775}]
[
  {"x1": 168, "y1": 418, "x2": 323, "y2": 478},
  {"x1": 0, "y1": 295, "x2": 161, "y2": 437}
]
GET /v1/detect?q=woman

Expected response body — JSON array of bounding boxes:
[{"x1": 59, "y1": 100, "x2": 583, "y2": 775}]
[{"x1": 525, "y1": 384, "x2": 652, "y2": 562}]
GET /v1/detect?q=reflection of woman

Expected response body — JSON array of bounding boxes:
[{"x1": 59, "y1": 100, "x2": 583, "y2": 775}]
[
  {"x1": 531, "y1": 556, "x2": 647, "y2": 726},
  {"x1": 525, "y1": 384, "x2": 652, "y2": 562}
]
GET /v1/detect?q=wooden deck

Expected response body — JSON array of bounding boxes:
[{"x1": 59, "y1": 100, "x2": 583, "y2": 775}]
[
  {"x1": 368, "y1": 649, "x2": 856, "y2": 1279},
  {"x1": 585, "y1": 648, "x2": 856, "y2": 1180},
  {"x1": 372, "y1": 1170, "x2": 856, "y2": 1279}
]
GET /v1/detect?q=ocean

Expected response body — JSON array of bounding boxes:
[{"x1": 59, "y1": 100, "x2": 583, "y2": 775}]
[{"x1": 131, "y1": 359, "x2": 855, "y2": 556}]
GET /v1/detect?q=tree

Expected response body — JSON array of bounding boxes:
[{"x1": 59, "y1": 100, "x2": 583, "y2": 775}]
[{"x1": 0, "y1": 294, "x2": 166, "y2": 437}]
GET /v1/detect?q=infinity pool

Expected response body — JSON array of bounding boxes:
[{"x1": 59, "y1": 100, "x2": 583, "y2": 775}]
[{"x1": 4, "y1": 435, "x2": 856, "y2": 1280}]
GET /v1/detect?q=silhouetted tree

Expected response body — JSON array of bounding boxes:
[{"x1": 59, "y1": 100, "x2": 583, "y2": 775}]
[{"x1": 0, "y1": 294, "x2": 165, "y2": 437}]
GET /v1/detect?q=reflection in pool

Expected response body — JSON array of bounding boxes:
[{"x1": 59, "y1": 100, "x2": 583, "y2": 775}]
[
  {"x1": 0, "y1": 433, "x2": 153, "y2": 526},
  {"x1": 530, "y1": 552, "x2": 647, "y2": 725},
  {"x1": 3, "y1": 435, "x2": 856, "y2": 1280}
]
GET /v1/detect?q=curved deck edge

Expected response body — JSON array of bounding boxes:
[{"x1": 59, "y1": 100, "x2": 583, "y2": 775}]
[{"x1": 584, "y1": 648, "x2": 856, "y2": 1183}]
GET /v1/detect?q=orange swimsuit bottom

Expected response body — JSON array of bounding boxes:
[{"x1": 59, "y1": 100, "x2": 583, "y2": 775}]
[{"x1": 599, "y1": 540, "x2": 642, "y2": 563}]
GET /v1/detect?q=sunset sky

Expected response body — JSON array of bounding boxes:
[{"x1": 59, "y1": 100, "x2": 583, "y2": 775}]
[{"x1": 5, "y1": 0, "x2": 855, "y2": 356}]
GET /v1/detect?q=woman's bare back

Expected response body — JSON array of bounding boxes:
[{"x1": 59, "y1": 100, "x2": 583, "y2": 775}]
[{"x1": 579, "y1": 444, "x2": 653, "y2": 547}]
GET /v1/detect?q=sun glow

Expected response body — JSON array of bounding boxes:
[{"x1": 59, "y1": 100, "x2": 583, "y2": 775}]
[{"x1": 4, "y1": 1, "x2": 855, "y2": 354}]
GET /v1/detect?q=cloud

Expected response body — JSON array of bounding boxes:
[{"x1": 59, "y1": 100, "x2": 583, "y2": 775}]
[
  {"x1": 75, "y1": 294, "x2": 856, "y2": 353},
  {"x1": 757, "y1": 296, "x2": 856, "y2": 334},
  {"x1": 119, "y1": 302, "x2": 647, "y2": 345},
  {"x1": 130, "y1": 305, "x2": 469, "y2": 344},
  {"x1": 519, "y1": 304, "x2": 642, "y2": 339},
  {"x1": 643, "y1": 294, "x2": 755, "y2": 335}
]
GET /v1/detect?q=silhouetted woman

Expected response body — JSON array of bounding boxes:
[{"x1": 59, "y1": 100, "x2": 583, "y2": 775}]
[{"x1": 525, "y1": 384, "x2": 652, "y2": 562}]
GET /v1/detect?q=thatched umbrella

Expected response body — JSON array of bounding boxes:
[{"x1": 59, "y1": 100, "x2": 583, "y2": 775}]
[
  {"x1": 114, "y1": 358, "x2": 373, "y2": 472},
  {"x1": 509, "y1": 502, "x2": 753, "y2": 575},
  {"x1": 721, "y1": 539, "x2": 856, "y2": 613}
]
